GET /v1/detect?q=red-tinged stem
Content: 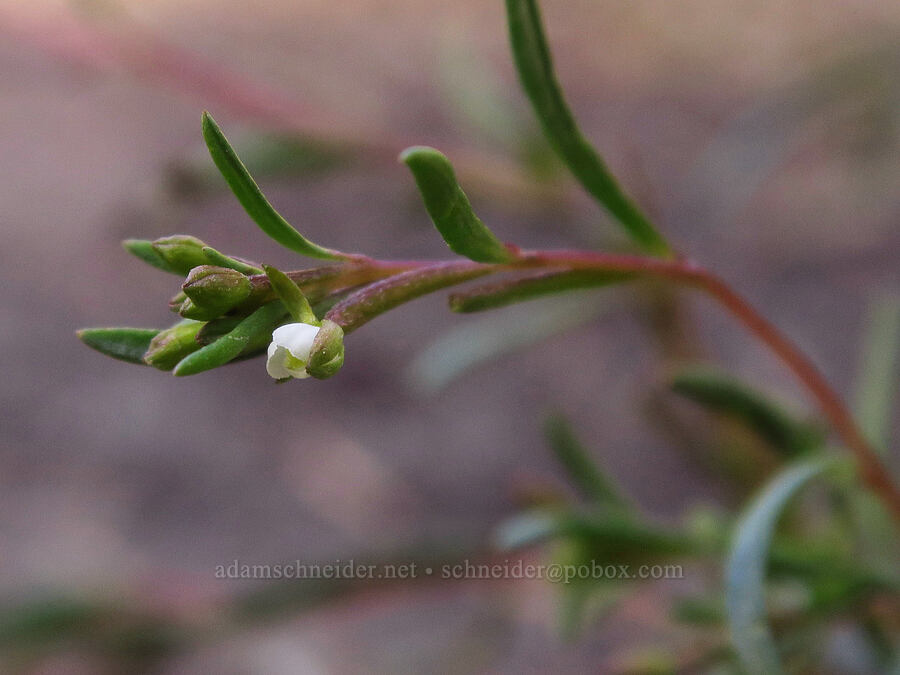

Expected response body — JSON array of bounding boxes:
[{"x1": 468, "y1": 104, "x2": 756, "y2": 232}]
[
  {"x1": 516, "y1": 249, "x2": 900, "y2": 519},
  {"x1": 279, "y1": 248, "x2": 899, "y2": 518}
]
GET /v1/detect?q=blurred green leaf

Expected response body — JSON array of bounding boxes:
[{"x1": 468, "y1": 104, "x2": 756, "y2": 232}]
[
  {"x1": 326, "y1": 262, "x2": 492, "y2": 333},
  {"x1": 400, "y1": 146, "x2": 513, "y2": 263},
  {"x1": 77, "y1": 327, "x2": 158, "y2": 365},
  {"x1": 504, "y1": 0, "x2": 670, "y2": 256},
  {"x1": 671, "y1": 595, "x2": 726, "y2": 626},
  {"x1": 173, "y1": 302, "x2": 288, "y2": 376},
  {"x1": 201, "y1": 112, "x2": 347, "y2": 261},
  {"x1": 449, "y1": 269, "x2": 633, "y2": 313},
  {"x1": 408, "y1": 292, "x2": 614, "y2": 392},
  {"x1": 263, "y1": 265, "x2": 317, "y2": 324},
  {"x1": 202, "y1": 246, "x2": 263, "y2": 275},
  {"x1": 122, "y1": 239, "x2": 182, "y2": 275},
  {"x1": 855, "y1": 295, "x2": 900, "y2": 453},
  {"x1": 725, "y1": 458, "x2": 835, "y2": 675},
  {"x1": 494, "y1": 511, "x2": 560, "y2": 550},
  {"x1": 544, "y1": 414, "x2": 629, "y2": 509},
  {"x1": 671, "y1": 366, "x2": 825, "y2": 457},
  {"x1": 497, "y1": 509, "x2": 692, "y2": 562}
]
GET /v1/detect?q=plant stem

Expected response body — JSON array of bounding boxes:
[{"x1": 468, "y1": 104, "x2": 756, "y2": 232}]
[
  {"x1": 303, "y1": 248, "x2": 900, "y2": 519},
  {"x1": 520, "y1": 249, "x2": 900, "y2": 520}
]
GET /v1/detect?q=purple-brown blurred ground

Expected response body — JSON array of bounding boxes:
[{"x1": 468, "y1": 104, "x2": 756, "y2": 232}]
[{"x1": 1, "y1": 0, "x2": 898, "y2": 672}]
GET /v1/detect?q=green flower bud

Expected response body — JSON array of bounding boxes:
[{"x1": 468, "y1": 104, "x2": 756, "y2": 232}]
[
  {"x1": 305, "y1": 319, "x2": 344, "y2": 380},
  {"x1": 177, "y1": 298, "x2": 221, "y2": 321},
  {"x1": 151, "y1": 235, "x2": 209, "y2": 276},
  {"x1": 182, "y1": 265, "x2": 251, "y2": 316},
  {"x1": 143, "y1": 320, "x2": 204, "y2": 370}
]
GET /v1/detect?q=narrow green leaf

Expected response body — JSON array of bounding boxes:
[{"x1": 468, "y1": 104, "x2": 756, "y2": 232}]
[
  {"x1": 545, "y1": 414, "x2": 629, "y2": 508},
  {"x1": 855, "y1": 296, "x2": 900, "y2": 453},
  {"x1": 449, "y1": 269, "x2": 633, "y2": 313},
  {"x1": 494, "y1": 511, "x2": 559, "y2": 550},
  {"x1": 504, "y1": 0, "x2": 670, "y2": 256},
  {"x1": 725, "y1": 458, "x2": 835, "y2": 675},
  {"x1": 408, "y1": 292, "x2": 614, "y2": 392},
  {"x1": 173, "y1": 302, "x2": 288, "y2": 376},
  {"x1": 400, "y1": 146, "x2": 513, "y2": 263},
  {"x1": 201, "y1": 112, "x2": 347, "y2": 261},
  {"x1": 263, "y1": 264, "x2": 317, "y2": 324},
  {"x1": 201, "y1": 246, "x2": 263, "y2": 275},
  {"x1": 122, "y1": 239, "x2": 181, "y2": 275},
  {"x1": 325, "y1": 262, "x2": 493, "y2": 333},
  {"x1": 77, "y1": 327, "x2": 158, "y2": 365},
  {"x1": 671, "y1": 366, "x2": 825, "y2": 457},
  {"x1": 497, "y1": 509, "x2": 692, "y2": 560}
]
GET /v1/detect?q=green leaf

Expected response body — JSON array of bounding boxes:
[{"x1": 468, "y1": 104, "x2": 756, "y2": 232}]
[
  {"x1": 400, "y1": 146, "x2": 513, "y2": 263},
  {"x1": 201, "y1": 246, "x2": 263, "y2": 275},
  {"x1": 544, "y1": 414, "x2": 629, "y2": 508},
  {"x1": 263, "y1": 264, "x2": 317, "y2": 324},
  {"x1": 173, "y1": 302, "x2": 288, "y2": 376},
  {"x1": 498, "y1": 509, "x2": 692, "y2": 561},
  {"x1": 122, "y1": 239, "x2": 182, "y2": 275},
  {"x1": 201, "y1": 112, "x2": 347, "y2": 261},
  {"x1": 671, "y1": 366, "x2": 825, "y2": 457},
  {"x1": 408, "y1": 292, "x2": 615, "y2": 392},
  {"x1": 449, "y1": 269, "x2": 633, "y2": 313},
  {"x1": 855, "y1": 295, "x2": 900, "y2": 453},
  {"x1": 725, "y1": 458, "x2": 835, "y2": 675},
  {"x1": 325, "y1": 262, "x2": 493, "y2": 333},
  {"x1": 504, "y1": 0, "x2": 670, "y2": 256},
  {"x1": 77, "y1": 327, "x2": 158, "y2": 365}
]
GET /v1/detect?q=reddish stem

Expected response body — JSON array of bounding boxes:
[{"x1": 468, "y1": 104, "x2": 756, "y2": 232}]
[
  {"x1": 518, "y1": 249, "x2": 900, "y2": 519},
  {"x1": 321, "y1": 248, "x2": 899, "y2": 518}
]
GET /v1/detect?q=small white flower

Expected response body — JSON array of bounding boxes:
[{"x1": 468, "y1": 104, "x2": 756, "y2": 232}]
[{"x1": 266, "y1": 322, "x2": 321, "y2": 380}]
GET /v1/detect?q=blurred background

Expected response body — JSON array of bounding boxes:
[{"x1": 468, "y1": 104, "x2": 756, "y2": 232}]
[{"x1": 1, "y1": 0, "x2": 898, "y2": 672}]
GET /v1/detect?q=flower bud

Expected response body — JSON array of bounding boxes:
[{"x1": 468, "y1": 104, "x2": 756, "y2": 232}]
[
  {"x1": 178, "y1": 298, "x2": 222, "y2": 321},
  {"x1": 151, "y1": 235, "x2": 209, "y2": 276},
  {"x1": 143, "y1": 320, "x2": 204, "y2": 370},
  {"x1": 182, "y1": 265, "x2": 251, "y2": 317},
  {"x1": 305, "y1": 319, "x2": 344, "y2": 380}
]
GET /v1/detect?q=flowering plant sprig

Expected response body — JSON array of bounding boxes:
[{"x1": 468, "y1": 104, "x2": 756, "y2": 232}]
[{"x1": 76, "y1": 0, "x2": 900, "y2": 669}]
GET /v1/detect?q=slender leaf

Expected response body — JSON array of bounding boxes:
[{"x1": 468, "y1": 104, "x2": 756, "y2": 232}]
[
  {"x1": 504, "y1": 0, "x2": 670, "y2": 256},
  {"x1": 725, "y1": 458, "x2": 834, "y2": 675},
  {"x1": 671, "y1": 366, "x2": 824, "y2": 457},
  {"x1": 201, "y1": 112, "x2": 346, "y2": 261},
  {"x1": 77, "y1": 327, "x2": 158, "y2": 365},
  {"x1": 122, "y1": 239, "x2": 181, "y2": 275},
  {"x1": 201, "y1": 246, "x2": 263, "y2": 275},
  {"x1": 855, "y1": 296, "x2": 900, "y2": 453},
  {"x1": 408, "y1": 292, "x2": 614, "y2": 392},
  {"x1": 545, "y1": 414, "x2": 629, "y2": 508},
  {"x1": 325, "y1": 262, "x2": 493, "y2": 333},
  {"x1": 449, "y1": 269, "x2": 633, "y2": 313},
  {"x1": 173, "y1": 302, "x2": 288, "y2": 376},
  {"x1": 263, "y1": 265, "x2": 317, "y2": 324},
  {"x1": 400, "y1": 146, "x2": 513, "y2": 263}
]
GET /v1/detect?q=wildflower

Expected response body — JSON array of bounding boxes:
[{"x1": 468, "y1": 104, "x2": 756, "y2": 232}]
[{"x1": 266, "y1": 323, "x2": 321, "y2": 379}]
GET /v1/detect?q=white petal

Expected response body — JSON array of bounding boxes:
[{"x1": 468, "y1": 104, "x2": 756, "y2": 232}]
[
  {"x1": 266, "y1": 344, "x2": 292, "y2": 380},
  {"x1": 272, "y1": 323, "x2": 321, "y2": 363}
]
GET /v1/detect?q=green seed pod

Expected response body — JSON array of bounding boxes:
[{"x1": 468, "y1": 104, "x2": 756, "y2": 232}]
[
  {"x1": 143, "y1": 320, "x2": 204, "y2": 371},
  {"x1": 151, "y1": 235, "x2": 209, "y2": 276}
]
